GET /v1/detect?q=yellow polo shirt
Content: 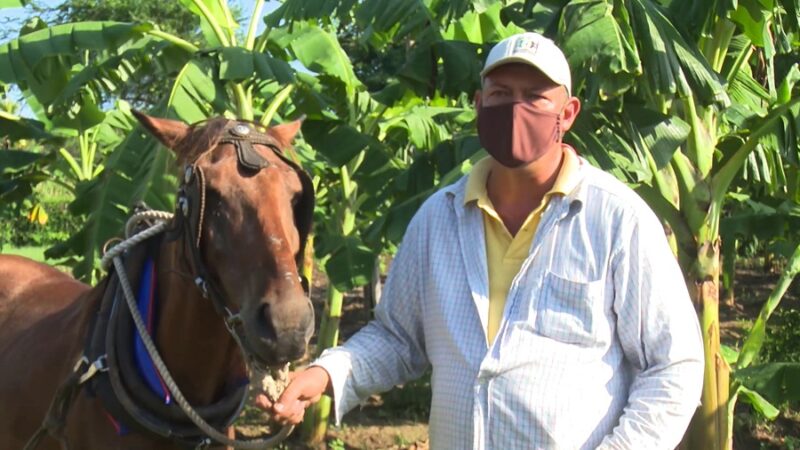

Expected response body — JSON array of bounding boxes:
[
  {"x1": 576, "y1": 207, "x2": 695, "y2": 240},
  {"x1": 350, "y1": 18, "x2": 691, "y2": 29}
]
[{"x1": 464, "y1": 146, "x2": 580, "y2": 345}]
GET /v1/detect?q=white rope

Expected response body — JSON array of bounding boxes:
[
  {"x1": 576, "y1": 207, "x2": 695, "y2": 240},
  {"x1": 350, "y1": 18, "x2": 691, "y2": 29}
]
[
  {"x1": 100, "y1": 221, "x2": 170, "y2": 270},
  {"x1": 102, "y1": 211, "x2": 293, "y2": 448},
  {"x1": 125, "y1": 210, "x2": 175, "y2": 238},
  {"x1": 100, "y1": 210, "x2": 174, "y2": 270}
]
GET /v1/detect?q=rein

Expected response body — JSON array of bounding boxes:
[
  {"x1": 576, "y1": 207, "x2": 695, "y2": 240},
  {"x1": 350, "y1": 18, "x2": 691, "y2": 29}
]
[
  {"x1": 107, "y1": 212, "x2": 294, "y2": 449},
  {"x1": 24, "y1": 122, "x2": 313, "y2": 450}
]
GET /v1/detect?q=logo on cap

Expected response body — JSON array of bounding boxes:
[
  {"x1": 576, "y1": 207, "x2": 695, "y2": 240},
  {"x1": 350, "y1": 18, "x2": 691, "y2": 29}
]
[{"x1": 513, "y1": 37, "x2": 539, "y2": 56}]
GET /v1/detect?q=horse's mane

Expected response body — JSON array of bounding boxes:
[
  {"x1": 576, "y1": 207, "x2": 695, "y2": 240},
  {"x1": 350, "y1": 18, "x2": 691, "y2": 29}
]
[
  {"x1": 175, "y1": 117, "x2": 231, "y2": 165},
  {"x1": 173, "y1": 117, "x2": 294, "y2": 166}
]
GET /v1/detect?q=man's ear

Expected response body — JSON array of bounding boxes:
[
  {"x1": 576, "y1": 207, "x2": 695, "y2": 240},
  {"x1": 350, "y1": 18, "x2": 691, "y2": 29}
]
[
  {"x1": 132, "y1": 110, "x2": 190, "y2": 152},
  {"x1": 269, "y1": 117, "x2": 304, "y2": 147},
  {"x1": 559, "y1": 97, "x2": 581, "y2": 133},
  {"x1": 474, "y1": 90, "x2": 482, "y2": 108}
]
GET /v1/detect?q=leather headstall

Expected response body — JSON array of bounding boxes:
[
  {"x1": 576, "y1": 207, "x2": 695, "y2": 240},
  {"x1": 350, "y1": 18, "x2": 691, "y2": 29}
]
[
  {"x1": 170, "y1": 122, "x2": 315, "y2": 314},
  {"x1": 83, "y1": 121, "x2": 314, "y2": 448}
]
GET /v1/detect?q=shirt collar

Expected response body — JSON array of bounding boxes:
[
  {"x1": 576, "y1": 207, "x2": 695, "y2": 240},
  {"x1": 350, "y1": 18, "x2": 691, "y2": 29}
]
[{"x1": 463, "y1": 145, "x2": 582, "y2": 207}]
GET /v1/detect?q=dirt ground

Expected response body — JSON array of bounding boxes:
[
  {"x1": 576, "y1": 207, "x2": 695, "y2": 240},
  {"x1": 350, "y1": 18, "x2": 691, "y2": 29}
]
[
  {"x1": 721, "y1": 265, "x2": 800, "y2": 450},
  {"x1": 236, "y1": 271, "x2": 430, "y2": 450},
  {"x1": 236, "y1": 263, "x2": 800, "y2": 450}
]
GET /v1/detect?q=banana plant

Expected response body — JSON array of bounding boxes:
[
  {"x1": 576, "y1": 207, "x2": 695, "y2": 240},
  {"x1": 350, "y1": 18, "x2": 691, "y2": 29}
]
[
  {"x1": 719, "y1": 239, "x2": 800, "y2": 441},
  {"x1": 2, "y1": 3, "x2": 797, "y2": 449},
  {"x1": 264, "y1": 1, "x2": 535, "y2": 443},
  {"x1": 0, "y1": 95, "x2": 61, "y2": 229},
  {"x1": 0, "y1": 0, "x2": 299, "y2": 280},
  {"x1": 271, "y1": 1, "x2": 799, "y2": 448},
  {"x1": 0, "y1": 0, "x2": 25, "y2": 9},
  {"x1": 557, "y1": 1, "x2": 799, "y2": 448}
]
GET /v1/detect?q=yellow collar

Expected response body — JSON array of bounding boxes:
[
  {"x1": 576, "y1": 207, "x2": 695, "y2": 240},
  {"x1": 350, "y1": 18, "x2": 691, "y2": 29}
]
[{"x1": 464, "y1": 145, "x2": 581, "y2": 207}]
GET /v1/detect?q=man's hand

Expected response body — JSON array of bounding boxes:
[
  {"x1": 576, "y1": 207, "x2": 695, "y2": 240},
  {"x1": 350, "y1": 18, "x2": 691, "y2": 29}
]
[{"x1": 255, "y1": 366, "x2": 332, "y2": 426}]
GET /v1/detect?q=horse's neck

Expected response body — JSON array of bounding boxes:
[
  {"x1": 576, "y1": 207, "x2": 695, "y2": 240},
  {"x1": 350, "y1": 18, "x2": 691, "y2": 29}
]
[{"x1": 153, "y1": 240, "x2": 246, "y2": 405}]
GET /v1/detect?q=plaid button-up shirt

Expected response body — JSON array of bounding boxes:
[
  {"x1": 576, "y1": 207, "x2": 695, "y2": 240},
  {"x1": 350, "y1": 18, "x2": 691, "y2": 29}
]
[{"x1": 315, "y1": 159, "x2": 704, "y2": 450}]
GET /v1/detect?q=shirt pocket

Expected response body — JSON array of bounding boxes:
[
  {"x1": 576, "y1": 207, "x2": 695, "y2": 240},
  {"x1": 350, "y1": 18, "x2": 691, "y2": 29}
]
[{"x1": 535, "y1": 271, "x2": 603, "y2": 346}]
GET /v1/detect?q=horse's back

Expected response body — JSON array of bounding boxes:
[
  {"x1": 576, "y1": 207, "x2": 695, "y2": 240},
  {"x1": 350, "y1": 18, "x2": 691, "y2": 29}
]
[
  {"x1": 0, "y1": 254, "x2": 89, "y2": 336},
  {"x1": 0, "y1": 255, "x2": 94, "y2": 448}
]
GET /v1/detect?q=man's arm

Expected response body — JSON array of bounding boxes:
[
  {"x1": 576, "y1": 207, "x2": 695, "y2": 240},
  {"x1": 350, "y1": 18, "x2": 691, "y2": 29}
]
[
  {"x1": 598, "y1": 210, "x2": 704, "y2": 449},
  {"x1": 266, "y1": 213, "x2": 430, "y2": 425}
]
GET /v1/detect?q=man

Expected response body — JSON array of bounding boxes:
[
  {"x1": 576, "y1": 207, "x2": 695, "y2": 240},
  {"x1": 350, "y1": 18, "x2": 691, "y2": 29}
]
[{"x1": 258, "y1": 32, "x2": 704, "y2": 449}]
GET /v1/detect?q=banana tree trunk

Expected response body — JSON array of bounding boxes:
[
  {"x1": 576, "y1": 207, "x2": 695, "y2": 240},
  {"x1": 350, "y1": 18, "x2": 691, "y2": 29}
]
[
  {"x1": 721, "y1": 237, "x2": 737, "y2": 307},
  {"x1": 301, "y1": 279, "x2": 345, "y2": 444},
  {"x1": 303, "y1": 234, "x2": 315, "y2": 298},
  {"x1": 686, "y1": 239, "x2": 731, "y2": 450}
]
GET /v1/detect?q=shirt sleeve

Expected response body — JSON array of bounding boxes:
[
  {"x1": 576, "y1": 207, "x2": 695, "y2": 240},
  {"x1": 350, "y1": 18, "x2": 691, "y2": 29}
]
[
  {"x1": 311, "y1": 214, "x2": 429, "y2": 424},
  {"x1": 598, "y1": 210, "x2": 705, "y2": 450}
]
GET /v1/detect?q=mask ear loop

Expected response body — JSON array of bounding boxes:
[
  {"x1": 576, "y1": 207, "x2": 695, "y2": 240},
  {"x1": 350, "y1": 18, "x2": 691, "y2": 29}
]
[
  {"x1": 554, "y1": 100, "x2": 568, "y2": 142},
  {"x1": 552, "y1": 110, "x2": 563, "y2": 144},
  {"x1": 556, "y1": 116, "x2": 562, "y2": 141}
]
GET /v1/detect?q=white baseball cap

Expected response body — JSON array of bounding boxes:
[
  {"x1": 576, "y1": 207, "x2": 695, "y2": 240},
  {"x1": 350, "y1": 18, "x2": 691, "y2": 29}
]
[{"x1": 481, "y1": 32, "x2": 572, "y2": 96}]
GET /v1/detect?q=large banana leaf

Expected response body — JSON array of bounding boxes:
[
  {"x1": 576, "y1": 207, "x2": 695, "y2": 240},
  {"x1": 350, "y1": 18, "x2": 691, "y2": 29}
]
[
  {"x1": 623, "y1": 105, "x2": 691, "y2": 170},
  {"x1": 302, "y1": 119, "x2": 383, "y2": 166},
  {"x1": 50, "y1": 38, "x2": 193, "y2": 112},
  {"x1": 559, "y1": 0, "x2": 641, "y2": 101},
  {"x1": 213, "y1": 47, "x2": 295, "y2": 84},
  {"x1": 502, "y1": 0, "x2": 569, "y2": 34},
  {"x1": 0, "y1": 22, "x2": 154, "y2": 85},
  {"x1": 269, "y1": 24, "x2": 362, "y2": 99},
  {"x1": 735, "y1": 385, "x2": 780, "y2": 420},
  {"x1": 0, "y1": 21, "x2": 183, "y2": 130},
  {"x1": 735, "y1": 363, "x2": 800, "y2": 406},
  {"x1": 0, "y1": 0, "x2": 24, "y2": 8},
  {"x1": 323, "y1": 235, "x2": 377, "y2": 292},
  {"x1": 177, "y1": 0, "x2": 237, "y2": 47},
  {"x1": 264, "y1": 0, "x2": 357, "y2": 27},
  {"x1": 0, "y1": 149, "x2": 47, "y2": 173},
  {"x1": 367, "y1": 135, "x2": 483, "y2": 245},
  {"x1": 627, "y1": 0, "x2": 729, "y2": 107},
  {"x1": 379, "y1": 105, "x2": 469, "y2": 150},
  {"x1": 47, "y1": 59, "x2": 228, "y2": 280},
  {"x1": 0, "y1": 111, "x2": 53, "y2": 141},
  {"x1": 435, "y1": 40, "x2": 483, "y2": 97},
  {"x1": 0, "y1": 149, "x2": 54, "y2": 204},
  {"x1": 441, "y1": 2, "x2": 526, "y2": 43},
  {"x1": 355, "y1": 0, "x2": 433, "y2": 45}
]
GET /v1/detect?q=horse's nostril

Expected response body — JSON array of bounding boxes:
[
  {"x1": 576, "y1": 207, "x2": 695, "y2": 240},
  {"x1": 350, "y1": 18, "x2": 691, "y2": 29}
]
[{"x1": 256, "y1": 303, "x2": 278, "y2": 343}]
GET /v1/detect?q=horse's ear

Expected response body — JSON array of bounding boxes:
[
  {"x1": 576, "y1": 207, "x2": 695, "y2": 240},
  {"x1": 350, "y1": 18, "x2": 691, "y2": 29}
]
[
  {"x1": 132, "y1": 110, "x2": 190, "y2": 151},
  {"x1": 269, "y1": 117, "x2": 304, "y2": 147}
]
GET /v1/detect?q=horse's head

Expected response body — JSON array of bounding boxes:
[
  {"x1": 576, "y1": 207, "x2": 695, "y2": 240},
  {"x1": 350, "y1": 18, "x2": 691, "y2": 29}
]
[{"x1": 134, "y1": 112, "x2": 315, "y2": 369}]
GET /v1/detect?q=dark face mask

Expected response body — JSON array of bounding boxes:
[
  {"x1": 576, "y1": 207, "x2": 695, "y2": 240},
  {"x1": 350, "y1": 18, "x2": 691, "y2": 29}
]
[{"x1": 477, "y1": 101, "x2": 562, "y2": 168}]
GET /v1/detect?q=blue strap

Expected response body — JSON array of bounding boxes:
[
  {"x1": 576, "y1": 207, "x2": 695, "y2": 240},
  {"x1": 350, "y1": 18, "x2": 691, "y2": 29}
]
[{"x1": 134, "y1": 256, "x2": 171, "y2": 404}]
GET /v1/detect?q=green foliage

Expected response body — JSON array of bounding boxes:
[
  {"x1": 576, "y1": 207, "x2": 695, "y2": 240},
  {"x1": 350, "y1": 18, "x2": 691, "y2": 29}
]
[
  {"x1": 0, "y1": 183, "x2": 80, "y2": 251},
  {"x1": 762, "y1": 308, "x2": 800, "y2": 364},
  {"x1": 47, "y1": 0, "x2": 202, "y2": 108},
  {"x1": 0, "y1": 148, "x2": 53, "y2": 205},
  {"x1": 737, "y1": 243, "x2": 800, "y2": 368},
  {"x1": 736, "y1": 385, "x2": 780, "y2": 420},
  {"x1": 0, "y1": 1, "x2": 25, "y2": 8},
  {"x1": 327, "y1": 437, "x2": 346, "y2": 450},
  {"x1": 53, "y1": 0, "x2": 200, "y2": 38},
  {"x1": 1, "y1": 2, "x2": 798, "y2": 447},
  {"x1": 379, "y1": 371, "x2": 432, "y2": 421},
  {"x1": 736, "y1": 363, "x2": 800, "y2": 407}
]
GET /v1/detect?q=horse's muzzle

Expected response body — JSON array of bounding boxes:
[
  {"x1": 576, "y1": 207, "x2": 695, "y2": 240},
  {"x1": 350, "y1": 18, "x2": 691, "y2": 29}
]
[{"x1": 248, "y1": 295, "x2": 314, "y2": 366}]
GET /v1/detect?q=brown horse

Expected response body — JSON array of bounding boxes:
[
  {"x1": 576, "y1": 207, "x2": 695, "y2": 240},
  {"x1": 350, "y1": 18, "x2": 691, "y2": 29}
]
[{"x1": 0, "y1": 113, "x2": 315, "y2": 449}]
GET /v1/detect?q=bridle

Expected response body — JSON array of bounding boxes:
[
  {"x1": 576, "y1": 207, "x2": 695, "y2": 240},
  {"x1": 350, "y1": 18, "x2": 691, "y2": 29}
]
[
  {"x1": 24, "y1": 121, "x2": 315, "y2": 450},
  {"x1": 170, "y1": 122, "x2": 315, "y2": 372}
]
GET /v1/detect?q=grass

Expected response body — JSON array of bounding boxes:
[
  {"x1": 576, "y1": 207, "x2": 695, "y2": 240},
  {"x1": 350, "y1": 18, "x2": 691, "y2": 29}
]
[{"x1": 3, "y1": 245, "x2": 47, "y2": 262}]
